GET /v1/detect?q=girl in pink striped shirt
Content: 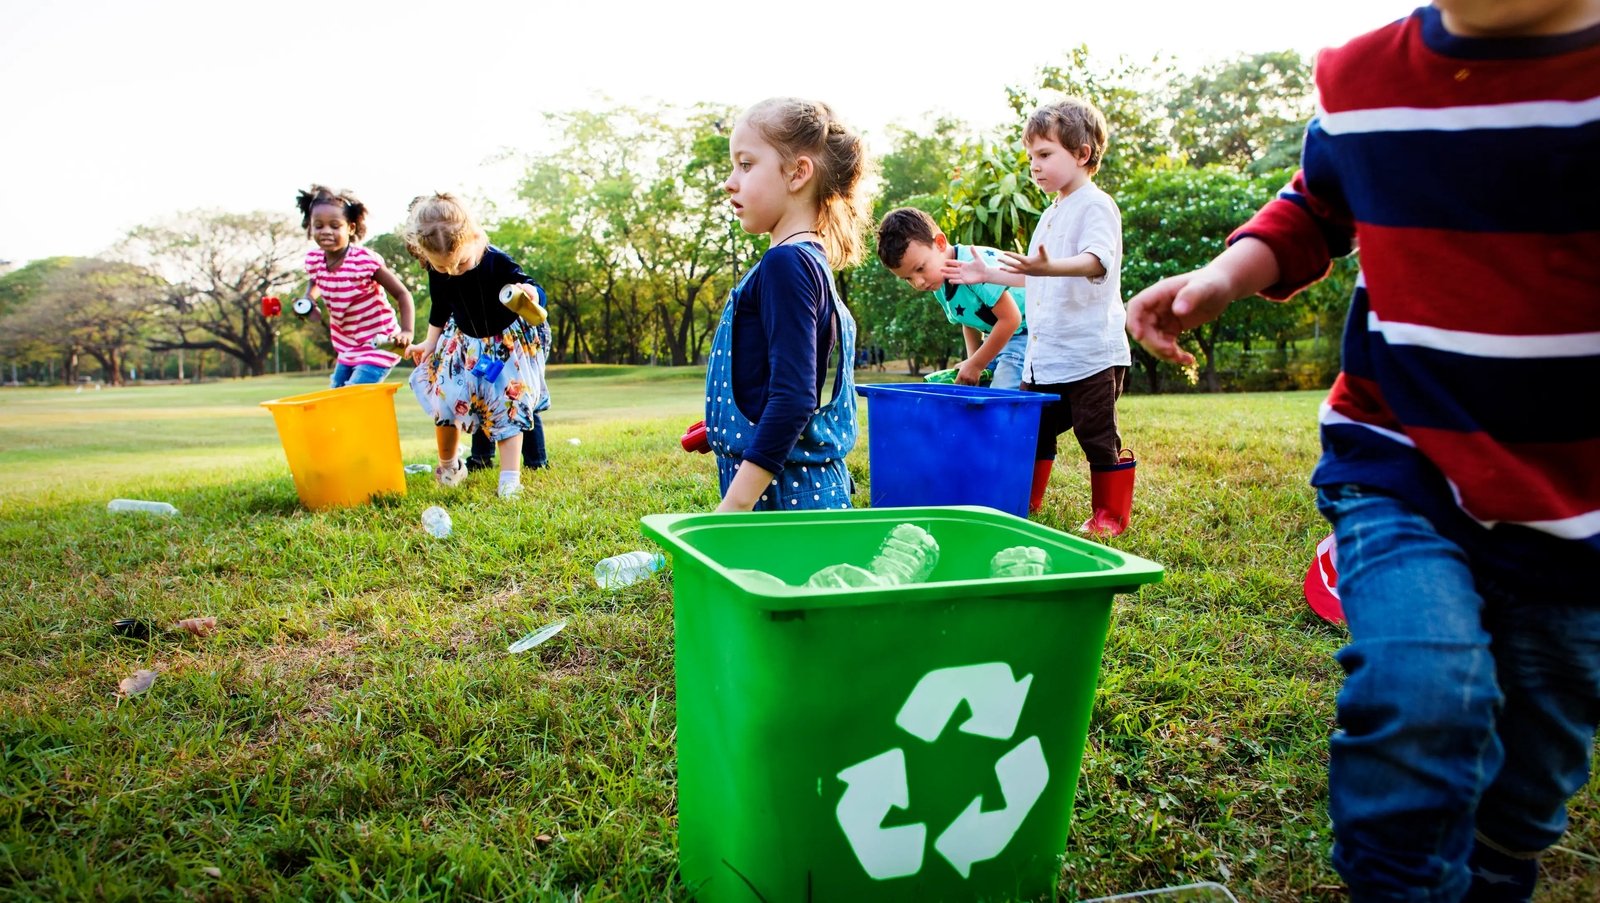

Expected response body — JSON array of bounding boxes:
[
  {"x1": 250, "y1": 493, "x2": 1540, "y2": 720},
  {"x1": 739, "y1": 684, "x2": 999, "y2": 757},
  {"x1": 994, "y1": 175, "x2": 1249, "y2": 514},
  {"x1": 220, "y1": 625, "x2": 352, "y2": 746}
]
[{"x1": 296, "y1": 186, "x2": 415, "y2": 387}]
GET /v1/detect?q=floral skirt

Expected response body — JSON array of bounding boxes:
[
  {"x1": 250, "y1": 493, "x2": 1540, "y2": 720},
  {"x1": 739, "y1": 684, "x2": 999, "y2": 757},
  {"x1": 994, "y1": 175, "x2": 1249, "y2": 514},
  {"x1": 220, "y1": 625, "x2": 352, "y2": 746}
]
[{"x1": 409, "y1": 317, "x2": 549, "y2": 441}]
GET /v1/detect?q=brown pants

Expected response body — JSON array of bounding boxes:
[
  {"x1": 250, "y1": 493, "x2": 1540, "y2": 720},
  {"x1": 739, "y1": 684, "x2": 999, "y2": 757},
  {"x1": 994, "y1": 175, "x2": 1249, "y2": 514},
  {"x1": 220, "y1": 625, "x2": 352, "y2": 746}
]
[{"x1": 1024, "y1": 366, "x2": 1127, "y2": 466}]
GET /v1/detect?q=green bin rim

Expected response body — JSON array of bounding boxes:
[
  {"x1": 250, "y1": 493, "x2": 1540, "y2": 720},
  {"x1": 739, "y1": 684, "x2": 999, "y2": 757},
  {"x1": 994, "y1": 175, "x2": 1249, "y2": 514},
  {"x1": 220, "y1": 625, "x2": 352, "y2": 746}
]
[
  {"x1": 639, "y1": 505, "x2": 1163, "y2": 612},
  {"x1": 854, "y1": 383, "x2": 1059, "y2": 406}
]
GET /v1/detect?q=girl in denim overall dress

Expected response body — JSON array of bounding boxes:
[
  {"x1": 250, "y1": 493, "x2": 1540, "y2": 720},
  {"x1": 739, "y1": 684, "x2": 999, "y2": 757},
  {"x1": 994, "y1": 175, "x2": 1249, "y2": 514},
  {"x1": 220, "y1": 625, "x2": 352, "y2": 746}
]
[{"x1": 708, "y1": 98, "x2": 871, "y2": 513}]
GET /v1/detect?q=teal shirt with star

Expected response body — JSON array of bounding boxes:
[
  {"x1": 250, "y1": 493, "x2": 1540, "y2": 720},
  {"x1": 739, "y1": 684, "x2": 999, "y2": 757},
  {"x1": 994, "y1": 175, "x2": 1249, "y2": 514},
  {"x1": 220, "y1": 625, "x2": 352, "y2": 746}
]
[{"x1": 933, "y1": 245, "x2": 1027, "y2": 334}]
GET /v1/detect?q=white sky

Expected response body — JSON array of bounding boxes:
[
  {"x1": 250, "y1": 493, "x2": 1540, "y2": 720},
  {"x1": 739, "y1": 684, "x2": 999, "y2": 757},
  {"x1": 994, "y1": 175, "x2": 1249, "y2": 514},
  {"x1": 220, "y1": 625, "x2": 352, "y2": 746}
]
[{"x1": 0, "y1": 0, "x2": 1418, "y2": 266}]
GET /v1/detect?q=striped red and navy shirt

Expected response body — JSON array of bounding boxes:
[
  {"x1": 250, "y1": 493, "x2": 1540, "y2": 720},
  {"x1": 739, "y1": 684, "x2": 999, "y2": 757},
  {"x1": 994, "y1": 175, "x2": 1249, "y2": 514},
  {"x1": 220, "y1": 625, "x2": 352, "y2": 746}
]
[
  {"x1": 1232, "y1": 6, "x2": 1600, "y2": 585},
  {"x1": 305, "y1": 245, "x2": 400, "y2": 368}
]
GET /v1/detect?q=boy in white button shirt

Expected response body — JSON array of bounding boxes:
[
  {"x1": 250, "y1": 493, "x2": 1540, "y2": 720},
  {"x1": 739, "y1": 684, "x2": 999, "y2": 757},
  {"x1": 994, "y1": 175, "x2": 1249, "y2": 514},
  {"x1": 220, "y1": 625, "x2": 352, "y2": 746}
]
[{"x1": 948, "y1": 97, "x2": 1135, "y2": 535}]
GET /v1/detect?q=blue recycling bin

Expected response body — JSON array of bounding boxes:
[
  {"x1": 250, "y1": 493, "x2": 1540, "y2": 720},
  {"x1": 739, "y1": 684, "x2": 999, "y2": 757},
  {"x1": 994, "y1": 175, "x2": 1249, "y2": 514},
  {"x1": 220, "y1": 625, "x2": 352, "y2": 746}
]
[{"x1": 855, "y1": 384, "x2": 1057, "y2": 518}]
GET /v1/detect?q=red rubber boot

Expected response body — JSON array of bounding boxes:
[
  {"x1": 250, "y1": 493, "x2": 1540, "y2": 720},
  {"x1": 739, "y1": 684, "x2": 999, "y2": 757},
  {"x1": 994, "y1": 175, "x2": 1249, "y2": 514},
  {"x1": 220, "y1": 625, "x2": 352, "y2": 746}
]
[
  {"x1": 1081, "y1": 449, "x2": 1136, "y2": 537},
  {"x1": 1028, "y1": 459, "x2": 1054, "y2": 514}
]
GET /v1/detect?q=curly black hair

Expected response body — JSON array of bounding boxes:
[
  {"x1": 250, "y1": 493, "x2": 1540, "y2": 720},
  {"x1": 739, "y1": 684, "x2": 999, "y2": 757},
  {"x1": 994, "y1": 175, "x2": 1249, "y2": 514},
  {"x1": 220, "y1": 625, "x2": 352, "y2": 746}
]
[{"x1": 295, "y1": 185, "x2": 369, "y2": 241}]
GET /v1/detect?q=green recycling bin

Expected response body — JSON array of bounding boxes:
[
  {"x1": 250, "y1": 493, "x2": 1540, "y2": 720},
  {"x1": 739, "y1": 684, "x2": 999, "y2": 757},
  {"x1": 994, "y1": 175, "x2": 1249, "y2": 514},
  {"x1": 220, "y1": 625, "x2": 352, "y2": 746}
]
[{"x1": 640, "y1": 506, "x2": 1163, "y2": 903}]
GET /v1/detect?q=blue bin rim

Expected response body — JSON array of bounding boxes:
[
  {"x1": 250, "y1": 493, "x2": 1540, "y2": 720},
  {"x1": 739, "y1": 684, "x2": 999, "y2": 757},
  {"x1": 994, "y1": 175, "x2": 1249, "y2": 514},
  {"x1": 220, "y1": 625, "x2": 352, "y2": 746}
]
[
  {"x1": 855, "y1": 383, "x2": 1058, "y2": 405},
  {"x1": 639, "y1": 505, "x2": 1163, "y2": 611}
]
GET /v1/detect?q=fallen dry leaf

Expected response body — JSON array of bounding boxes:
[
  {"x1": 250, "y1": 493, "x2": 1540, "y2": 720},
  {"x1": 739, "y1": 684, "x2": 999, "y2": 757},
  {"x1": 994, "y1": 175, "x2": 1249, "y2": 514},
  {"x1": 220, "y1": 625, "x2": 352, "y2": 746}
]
[
  {"x1": 174, "y1": 616, "x2": 217, "y2": 638},
  {"x1": 202, "y1": 867, "x2": 221, "y2": 879},
  {"x1": 534, "y1": 834, "x2": 553, "y2": 846},
  {"x1": 118, "y1": 669, "x2": 157, "y2": 698}
]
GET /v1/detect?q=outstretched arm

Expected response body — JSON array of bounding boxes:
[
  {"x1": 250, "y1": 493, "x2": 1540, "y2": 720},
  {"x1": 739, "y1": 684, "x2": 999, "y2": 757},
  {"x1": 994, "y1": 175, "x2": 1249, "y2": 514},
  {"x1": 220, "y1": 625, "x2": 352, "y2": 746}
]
[
  {"x1": 998, "y1": 246, "x2": 1106, "y2": 279},
  {"x1": 942, "y1": 251, "x2": 1025, "y2": 288},
  {"x1": 373, "y1": 266, "x2": 415, "y2": 343},
  {"x1": 1125, "y1": 237, "x2": 1281, "y2": 366}
]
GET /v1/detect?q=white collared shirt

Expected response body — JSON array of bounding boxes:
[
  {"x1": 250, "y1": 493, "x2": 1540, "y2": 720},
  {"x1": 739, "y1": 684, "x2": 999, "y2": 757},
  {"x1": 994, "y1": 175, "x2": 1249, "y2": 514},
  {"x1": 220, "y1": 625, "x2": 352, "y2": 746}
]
[{"x1": 1021, "y1": 182, "x2": 1130, "y2": 385}]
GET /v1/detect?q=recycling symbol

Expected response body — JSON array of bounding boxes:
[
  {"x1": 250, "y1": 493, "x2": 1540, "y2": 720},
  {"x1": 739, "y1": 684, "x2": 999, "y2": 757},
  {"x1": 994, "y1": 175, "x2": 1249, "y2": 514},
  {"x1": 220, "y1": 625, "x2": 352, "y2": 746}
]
[{"x1": 834, "y1": 662, "x2": 1049, "y2": 880}]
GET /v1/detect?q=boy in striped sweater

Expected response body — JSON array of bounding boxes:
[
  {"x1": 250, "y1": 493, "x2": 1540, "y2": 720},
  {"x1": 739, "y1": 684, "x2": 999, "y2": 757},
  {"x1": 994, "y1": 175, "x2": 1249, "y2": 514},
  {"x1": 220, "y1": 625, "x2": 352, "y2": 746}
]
[{"x1": 1127, "y1": 2, "x2": 1600, "y2": 899}]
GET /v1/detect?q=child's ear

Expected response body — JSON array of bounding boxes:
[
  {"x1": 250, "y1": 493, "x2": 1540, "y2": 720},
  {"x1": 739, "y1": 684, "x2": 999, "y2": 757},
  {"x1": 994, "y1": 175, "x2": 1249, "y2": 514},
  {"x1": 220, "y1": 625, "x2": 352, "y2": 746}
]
[
  {"x1": 1077, "y1": 144, "x2": 1094, "y2": 166},
  {"x1": 787, "y1": 155, "x2": 816, "y2": 193},
  {"x1": 933, "y1": 232, "x2": 949, "y2": 251}
]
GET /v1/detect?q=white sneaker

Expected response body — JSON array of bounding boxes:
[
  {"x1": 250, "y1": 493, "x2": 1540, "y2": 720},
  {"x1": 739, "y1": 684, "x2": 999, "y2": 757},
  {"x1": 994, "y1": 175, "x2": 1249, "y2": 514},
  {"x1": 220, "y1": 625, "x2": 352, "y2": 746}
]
[
  {"x1": 497, "y1": 480, "x2": 523, "y2": 499},
  {"x1": 434, "y1": 458, "x2": 466, "y2": 488}
]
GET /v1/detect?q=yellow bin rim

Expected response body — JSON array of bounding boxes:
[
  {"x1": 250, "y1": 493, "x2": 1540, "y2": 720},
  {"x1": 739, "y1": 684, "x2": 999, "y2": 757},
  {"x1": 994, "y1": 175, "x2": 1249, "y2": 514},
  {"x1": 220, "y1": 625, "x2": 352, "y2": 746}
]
[{"x1": 259, "y1": 382, "x2": 402, "y2": 411}]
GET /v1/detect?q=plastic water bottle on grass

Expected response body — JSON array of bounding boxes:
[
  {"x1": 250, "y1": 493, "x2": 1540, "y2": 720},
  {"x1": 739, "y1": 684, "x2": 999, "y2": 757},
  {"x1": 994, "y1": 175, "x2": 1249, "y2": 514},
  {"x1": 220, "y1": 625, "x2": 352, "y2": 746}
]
[
  {"x1": 990, "y1": 545, "x2": 1050, "y2": 578},
  {"x1": 420, "y1": 506, "x2": 452, "y2": 538},
  {"x1": 596, "y1": 551, "x2": 666, "y2": 589},
  {"x1": 107, "y1": 499, "x2": 178, "y2": 516},
  {"x1": 806, "y1": 523, "x2": 939, "y2": 588}
]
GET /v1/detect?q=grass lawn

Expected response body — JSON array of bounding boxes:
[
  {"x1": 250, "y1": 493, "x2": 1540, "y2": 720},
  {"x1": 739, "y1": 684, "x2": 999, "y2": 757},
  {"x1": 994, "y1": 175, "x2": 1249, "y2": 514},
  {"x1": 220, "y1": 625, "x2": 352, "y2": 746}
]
[{"x1": 1, "y1": 366, "x2": 1595, "y2": 901}]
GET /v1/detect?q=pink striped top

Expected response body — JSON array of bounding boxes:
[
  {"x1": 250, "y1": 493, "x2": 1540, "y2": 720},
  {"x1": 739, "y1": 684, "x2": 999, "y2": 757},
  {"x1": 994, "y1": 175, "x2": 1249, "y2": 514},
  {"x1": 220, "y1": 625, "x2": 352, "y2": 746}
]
[{"x1": 304, "y1": 245, "x2": 401, "y2": 368}]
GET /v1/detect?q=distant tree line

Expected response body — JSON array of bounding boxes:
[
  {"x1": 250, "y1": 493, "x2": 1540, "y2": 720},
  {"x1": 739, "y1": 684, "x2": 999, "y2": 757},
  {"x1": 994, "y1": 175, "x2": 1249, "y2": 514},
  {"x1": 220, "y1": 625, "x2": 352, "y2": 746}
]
[{"x1": 0, "y1": 48, "x2": 1351, "y2": 391}]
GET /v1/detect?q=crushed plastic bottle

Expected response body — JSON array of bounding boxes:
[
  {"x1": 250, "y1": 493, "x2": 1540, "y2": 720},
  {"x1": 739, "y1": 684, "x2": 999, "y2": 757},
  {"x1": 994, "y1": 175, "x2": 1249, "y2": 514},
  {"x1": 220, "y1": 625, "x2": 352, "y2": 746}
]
[
  {"x1": 870, "y1": 523, "x2": 940, "y2": 583},
  {"x1": 420, "y1": 506, "x2": 452, "y2": 538},
  {"x1": 107, "y1": 499, "x2": 179, "y2": 516},
  {"x1": 990, "y1": 545, "x2": 1050, "y2": 578},
  {"x1": 805, "y1": 523, "x2": 940, "y2": 588},
  {"x1": 804, "y1": 563, "x2": 882, "y2": 589},
  {"x1": 595, "y1": 551, "x2": 666, "y2": 589},
  {"x1": 404, "y1": 463, "x2": 433, "y2": 474}
]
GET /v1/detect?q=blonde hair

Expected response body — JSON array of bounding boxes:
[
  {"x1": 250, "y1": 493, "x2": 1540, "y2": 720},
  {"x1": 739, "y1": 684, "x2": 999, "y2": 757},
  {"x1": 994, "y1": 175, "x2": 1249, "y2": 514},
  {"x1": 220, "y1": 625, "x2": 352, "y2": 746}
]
[
  {"x1": 1024, "y1": 98, "x2": 1110, "y2": 176},
  {"x1": 401, "y1": 193, "x2": 487, "y2": 269},
  {"x1": 742, "y1": 97, "x2": 870, "y2": 267}
]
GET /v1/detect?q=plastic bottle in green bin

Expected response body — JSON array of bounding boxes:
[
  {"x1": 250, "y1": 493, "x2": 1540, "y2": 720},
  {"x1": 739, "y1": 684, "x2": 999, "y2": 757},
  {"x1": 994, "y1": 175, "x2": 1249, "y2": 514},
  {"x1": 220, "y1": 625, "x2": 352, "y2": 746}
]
[
  {"x1": 806, "y1": 523, "x2": 939, "y2": 588},
  {"x1": 990, "y1": 545, "x2": 1050, "y2": 577}
]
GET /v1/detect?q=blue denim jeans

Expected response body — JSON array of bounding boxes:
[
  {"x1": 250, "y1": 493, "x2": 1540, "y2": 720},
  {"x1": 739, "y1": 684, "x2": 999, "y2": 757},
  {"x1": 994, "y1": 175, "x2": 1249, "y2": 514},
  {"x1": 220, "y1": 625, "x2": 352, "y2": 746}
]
[
  {"x1": 1316, "y1": 483, "x2": 1600, "y2": 902},
  {"x1": 982, "y1": 330, "x2": 1030, "y2": 391},
  {"x1": 330, "y1": 363, "x2": 392, "y2": 388}
]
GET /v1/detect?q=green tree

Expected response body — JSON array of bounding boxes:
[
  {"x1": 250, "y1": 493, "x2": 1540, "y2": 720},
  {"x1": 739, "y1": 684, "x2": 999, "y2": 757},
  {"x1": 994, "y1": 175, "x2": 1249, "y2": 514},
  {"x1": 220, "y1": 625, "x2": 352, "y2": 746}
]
[
  {"x1": 118, "y1": 211, "x2": 305, "y2": 377},
  {"x1": 507, "y1": 102, "x2": 757, "y2": 366},
  {"x1": 0, "y1": 257, "x2": 164, "y2": 385},
  {"x1": 0, "y1": 258, "x2": 74, "y2": 381},
  {"x1": 1167, "y1": 50, "x2": 1313, "y2": 174},
  {"x1": 849, "y1": 119, "x2": 969, "y2": 375},
  {"x1": 1120, "y1": 165, "x2": 1295, "y2": 391},
  {"x1": 948, "y1": 46, "x2": 1174, "y2": 252}
]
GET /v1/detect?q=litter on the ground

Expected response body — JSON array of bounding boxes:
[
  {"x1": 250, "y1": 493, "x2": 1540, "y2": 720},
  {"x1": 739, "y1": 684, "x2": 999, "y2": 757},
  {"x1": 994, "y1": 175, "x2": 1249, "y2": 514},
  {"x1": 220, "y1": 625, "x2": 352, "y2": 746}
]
[
  {"x1": 508, "y1": 619, "x2": 567, "y2": 654},
  {"x1": 112, "y1": 618, "x2": 159, "y2": 639},
  {"x1": 173, "y1": 616, "x2": 217, "y2": 637},
  {"x1": 117, "y1": 669, "x2": 157, "y2": 698},
  {"x1": 107, "y1": 499, "x2": 179, "y2": 516},
  {"x1": 404, "y1": 463, "x2": 432, "y2": 474}
]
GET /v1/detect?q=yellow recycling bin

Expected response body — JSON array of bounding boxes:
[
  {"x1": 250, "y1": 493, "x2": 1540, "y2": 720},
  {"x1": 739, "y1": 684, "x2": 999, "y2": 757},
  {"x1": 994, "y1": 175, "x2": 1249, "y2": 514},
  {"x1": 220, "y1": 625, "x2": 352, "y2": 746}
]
[{"x1": 260, "y1": 383, "x2": 406, "y2": 510}]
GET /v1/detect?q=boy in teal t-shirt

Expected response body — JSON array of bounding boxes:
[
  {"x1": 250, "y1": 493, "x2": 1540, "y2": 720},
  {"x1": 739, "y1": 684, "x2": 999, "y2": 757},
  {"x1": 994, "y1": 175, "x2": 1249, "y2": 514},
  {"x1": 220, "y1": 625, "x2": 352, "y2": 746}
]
[{"x1": 876, "y1": 207, "x2": 1028, "y2": 388}]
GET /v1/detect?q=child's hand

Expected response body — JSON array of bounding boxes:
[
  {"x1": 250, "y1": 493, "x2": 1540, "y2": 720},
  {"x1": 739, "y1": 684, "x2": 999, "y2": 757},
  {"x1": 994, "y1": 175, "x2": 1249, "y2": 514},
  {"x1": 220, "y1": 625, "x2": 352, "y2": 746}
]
[
  {"x1": 999, "y1": 247, "x2": 1051, "y2": 276},
  {"x1": 1125, "y1": 268, "x2": 1236, "y2": 367},
  {"x1": 405, "y1": 339, "x2": 436, "y2": 365},
  {"x1": 956, "y1": 358, "x2": 987, "y2": 386},
  {"x1": 941, "y1": 255, "x2": 991, "y2": 285}
]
